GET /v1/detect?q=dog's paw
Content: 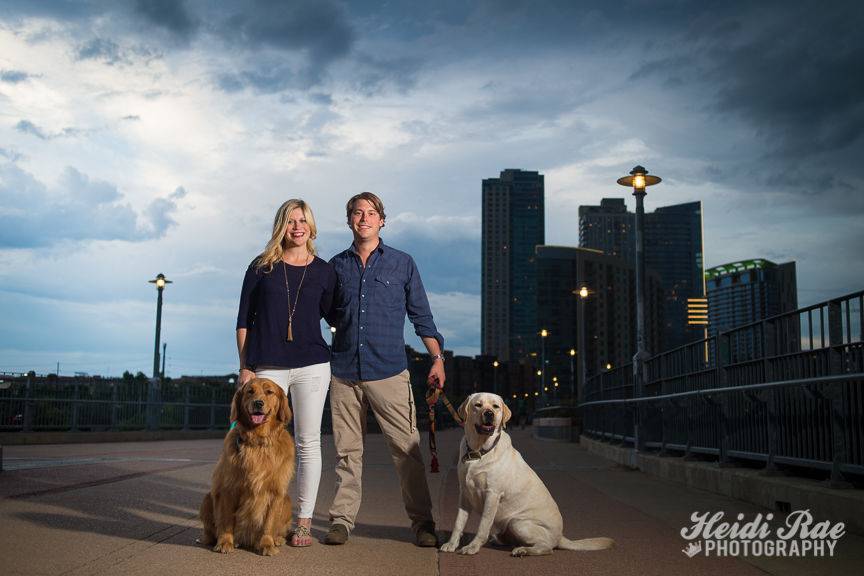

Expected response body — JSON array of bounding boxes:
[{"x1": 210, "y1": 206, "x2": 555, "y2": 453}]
[
  {"x1": 260, "y1": 545, "x2": 280, "y2": 556},
  {"x1": 212, "y1": 538, "x2": 235, "y2": 554},
  {"x1": 440, "y1": 540, "x2": 459, "y2": 553},
  {"x1": 458, "y1": 542, "x2": 482, "y2": 555},
  {"x1": 511, "y1": 546, "x2": 528, "y2": 557},
  {"x1": 274, "y1": 535, "x2": 286, "y2": 547}
]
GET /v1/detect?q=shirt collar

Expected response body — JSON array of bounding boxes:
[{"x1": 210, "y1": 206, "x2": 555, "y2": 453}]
[{"x1": 348, "y1": 239, "x2": 386, "y2": 256}]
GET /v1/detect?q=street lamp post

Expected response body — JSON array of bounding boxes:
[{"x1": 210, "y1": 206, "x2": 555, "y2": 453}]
[
  {"x1": 539, "y1": 329, "x2": 548, "y2": 406},
  {"x1": 569, "y1": 348, "x2": 576, "y2": 403},
  {"x1": 148, "y1": 273, "x2": 172, "y2": 379},
  {"x1": 148, "y1": 273, "x2": 172, "y2": 431},
  {"x1": 578, "y1": 285, "x2": 588, "y2": 404},
  {"x1": 492, "y1": 360, "x2": 499, "y2": 395},
  {"x1": 617, "y1": 165, "x2": 661, "y2": 452}
]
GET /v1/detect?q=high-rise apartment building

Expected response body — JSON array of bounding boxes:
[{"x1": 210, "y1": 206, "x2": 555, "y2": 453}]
[
  {"x1": 706, "y1": 259, "x2": 798, "y2": 358},
  {"x1": 578, "y1": 198, "x2": 633, "y2": 263},
  {"x1": 481, "y1": 169, "x2": 545, "y2": 362},
  {"x1": 579, "y1": 199, "x2": 705, "y2": 352}
]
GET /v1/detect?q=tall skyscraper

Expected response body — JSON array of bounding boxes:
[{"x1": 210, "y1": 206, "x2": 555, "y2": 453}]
[
  {"x1": 482, "y1": 169, "x2": 545, "y2": 362},
  {"x1": 579, "y1": 199, "x2": 705, "y2": 352},
  {"x1": 578, "y1": 198, "x2": 634, "y2": 263},
  {"x1": 535, "y1": 245, "x2": 664, "y2": 398},
  {"x1": 706, "y1": 259, "x2": 798, "y2": 358},
  {"x1": 645, "y1": 201, "x2": 705, "y2": 350}
]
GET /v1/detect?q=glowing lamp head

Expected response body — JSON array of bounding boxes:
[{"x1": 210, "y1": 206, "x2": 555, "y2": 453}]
[
  {"x1": 493, "y1": 360, "x2": 499, "y2": 368},
  {"x1": 540, "y1": 329, "x2": 548, "y2": 338},
  {"x1": 570, "y1": 348, "x2": 576, "y2": 357},
  {"x1": 149, "y1": 273, "x2": 172, "y2": 290},
  {"x1": 536, "y1": 369, "x2": 542, "y2": 376},
  {"x1": 616, "y1": 165, "x2": 661, "y2": 192},
  {"x1": 579, "y1": 286, "x2": 588, "y2": 299}
]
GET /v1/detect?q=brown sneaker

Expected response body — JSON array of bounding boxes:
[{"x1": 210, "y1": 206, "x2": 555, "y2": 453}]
[
  {"x1": 325, "y1": 523, "x2": 349, "y2": 545},
  {"x1": 414, "y1": 523, "x2": 438, "y2": 547}
]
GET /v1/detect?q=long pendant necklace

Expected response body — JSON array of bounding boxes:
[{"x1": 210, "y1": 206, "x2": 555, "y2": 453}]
[{"x1": 282, "y1": 255, "x2": 310, "y2": 342}]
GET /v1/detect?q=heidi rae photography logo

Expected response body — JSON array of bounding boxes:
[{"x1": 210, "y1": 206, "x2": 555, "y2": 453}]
[{"x1": 680, "y1": 509, "x2": 845, "y2": 558}]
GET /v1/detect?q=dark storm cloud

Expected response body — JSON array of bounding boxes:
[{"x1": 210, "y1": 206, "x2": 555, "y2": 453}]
[
  {"x1": 220, "y1": 0, "x2": 353, "y2": 64},
  {"x1": 710, "y1": 13, "x2": 864, "y2": 156},
  {"x1": 308, "y1": 92, "x2": 332, "y2": 105},
  {"x1": 217, "y1": 60, "x2": 306, "y2": 94},
  {"x1": 348, "y1": 52, "x2": 422, "y2": 95},
  {"x1": 74, "y1": 37, "x2": 161, "y2": 65},
  {"x1": 210, "y1": 0, "x2": 355, "y2": 91},
  {"x1": 630, "y1": 3, "x2": 864, "y2": 158},
  {"x1": 134, "y1": 0, "x2": 196, "y2": 38},
  {"x1": 76, "y1": 37, "x2": 124, "y2": 64},
  {"x1": 0, "y1": 163, "x2": 185, "y2": 248},
  {"x1": 0, "y1": 0, "x2": 97, "y2": 21}
]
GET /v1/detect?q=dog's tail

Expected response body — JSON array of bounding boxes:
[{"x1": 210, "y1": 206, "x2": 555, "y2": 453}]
[{"x1": 557, "y1": 536, "x2": 615, "y2": 551}]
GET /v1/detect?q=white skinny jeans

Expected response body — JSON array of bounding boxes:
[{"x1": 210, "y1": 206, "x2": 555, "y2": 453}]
[{"x1": 256, "y1": 362, "x2": 330, "y2": 518}]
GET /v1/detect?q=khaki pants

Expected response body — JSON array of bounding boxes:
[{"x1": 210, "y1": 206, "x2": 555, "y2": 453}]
[{"x1": 328, "y1": 369, "x2": 433, "y2": 532}]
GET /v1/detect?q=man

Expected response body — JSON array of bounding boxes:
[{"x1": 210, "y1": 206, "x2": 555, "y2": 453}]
[{"x1": 325, "y1": 191, "x2": 445, "y2": 547}]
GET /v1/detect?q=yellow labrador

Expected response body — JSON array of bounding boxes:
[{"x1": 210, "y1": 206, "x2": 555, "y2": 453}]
[{"x1": 440, "y1": 392, "x2": 614, "y2": 557}]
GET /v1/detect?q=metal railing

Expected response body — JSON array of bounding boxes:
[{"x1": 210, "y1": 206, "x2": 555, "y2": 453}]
[
  {"x1": 580, "y1": 290, "x2": 864, "y2": 484},
  {"x1": 0, "y1": 374, "x2": 235, "y2": 432}
]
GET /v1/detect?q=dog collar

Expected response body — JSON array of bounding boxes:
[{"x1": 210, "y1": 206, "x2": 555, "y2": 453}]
[{"x1": 463, "y1": 434, "x2": 500, "y2": 462}]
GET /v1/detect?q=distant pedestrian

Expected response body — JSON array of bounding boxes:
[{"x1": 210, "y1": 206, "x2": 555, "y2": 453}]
[
  {"x1": 324, "y1": 192, "x2": 445, "y2": 547},
  {"x1": 236, "y1": 199, "x2": 337, "y2": 547}
]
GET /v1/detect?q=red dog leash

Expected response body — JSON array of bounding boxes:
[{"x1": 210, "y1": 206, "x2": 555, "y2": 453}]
[{"x1": 425, "y1": 386, "x2": 464, "y2": 473}]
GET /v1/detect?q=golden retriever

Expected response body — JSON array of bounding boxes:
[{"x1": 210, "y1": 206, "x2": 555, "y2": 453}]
[
  {"x1": 200, "y1": 377, "x2": 295, "y2": 556},
  {"x1": 440, "y1": 392, "x2": 614, "y2": 557}
]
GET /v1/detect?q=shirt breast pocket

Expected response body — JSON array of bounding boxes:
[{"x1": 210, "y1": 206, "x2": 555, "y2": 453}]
[{"x1": 375, "y1": 275, "x2": 404, "y2": 309}]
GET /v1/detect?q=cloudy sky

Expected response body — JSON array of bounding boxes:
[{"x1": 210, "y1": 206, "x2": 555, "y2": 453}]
[{"x1": 1, "y1": 0, "x2": 862, "y2": 377}]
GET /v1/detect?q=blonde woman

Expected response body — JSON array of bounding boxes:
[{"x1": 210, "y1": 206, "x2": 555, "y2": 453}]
[{"x1": 236, "y1": 199, "x2": 337, "y2": 547}]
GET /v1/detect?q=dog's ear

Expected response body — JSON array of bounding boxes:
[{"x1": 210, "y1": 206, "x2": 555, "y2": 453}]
[
  {"x1": 277, "y1": 387, "x2": 292, "y2": 424},
  {"x1": 230, "y1": 382, "x2": 246, "y2": 425},
  {"x1": 457, "y1": 395, "x2": 472, "y2": 424},
  {"x1": 502, "y1": 401, "x2": 512, "y2": 428}
]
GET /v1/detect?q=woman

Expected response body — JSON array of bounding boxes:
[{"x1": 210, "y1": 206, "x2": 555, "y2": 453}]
[{"x1": 236, "y1": 199, "x2": 336, "y2": 547}]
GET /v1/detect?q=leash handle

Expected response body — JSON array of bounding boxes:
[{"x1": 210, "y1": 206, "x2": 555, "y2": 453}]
[{"x1": 425, "y1": 387, "x2": 463, "y2": 474}]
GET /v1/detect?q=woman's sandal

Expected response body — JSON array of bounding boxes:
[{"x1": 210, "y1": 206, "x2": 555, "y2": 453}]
[{"x1": 291, "y1": 524, "x2": 313, "y2": 547}]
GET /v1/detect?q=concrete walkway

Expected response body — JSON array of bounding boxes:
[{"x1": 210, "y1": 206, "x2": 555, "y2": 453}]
[{"x1": 1, "y1": 427, "x2": 862, "y2": 575}]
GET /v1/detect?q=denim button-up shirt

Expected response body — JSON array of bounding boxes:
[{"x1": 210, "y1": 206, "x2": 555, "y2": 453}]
[{"x1": 329, "y1": 241, "x2": 444, "y2": 381}]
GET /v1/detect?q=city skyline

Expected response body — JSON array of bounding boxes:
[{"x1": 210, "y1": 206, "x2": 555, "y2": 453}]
[{"x1": 1, "y1": 1, "x2": 862, "y2": 376}]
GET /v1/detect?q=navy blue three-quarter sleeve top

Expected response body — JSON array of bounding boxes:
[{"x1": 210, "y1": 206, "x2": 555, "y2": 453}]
[{"x1": 236, "y1": 256, "x2": 337, "y2": 369}]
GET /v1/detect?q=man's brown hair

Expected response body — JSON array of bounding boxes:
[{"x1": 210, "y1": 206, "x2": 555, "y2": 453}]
[{"x1": 346, "y1": 192, "x2": 386, "y2": 225}]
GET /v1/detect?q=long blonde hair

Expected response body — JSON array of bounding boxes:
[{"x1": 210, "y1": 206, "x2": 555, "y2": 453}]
[{"x1": 255, "y1": 199, "x2": 318, "y2": 272}]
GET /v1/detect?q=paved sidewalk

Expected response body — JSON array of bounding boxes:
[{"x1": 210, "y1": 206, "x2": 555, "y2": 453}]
[{"x1": 1, "y1": 427, "x2": 862, "y2": 575}]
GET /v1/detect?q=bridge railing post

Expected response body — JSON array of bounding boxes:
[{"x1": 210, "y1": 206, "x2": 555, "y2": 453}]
[
  {"x1": 826, "y1": 299, "x2": 851, "y2": 487},
  {"x1": 763, "y1": 388, "x2": 781, "y2": 476}
]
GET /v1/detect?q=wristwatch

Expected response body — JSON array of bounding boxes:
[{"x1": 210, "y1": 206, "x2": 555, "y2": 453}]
[{"x1": 430, "y1": 353, "x2": 445, "y2": 362}]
